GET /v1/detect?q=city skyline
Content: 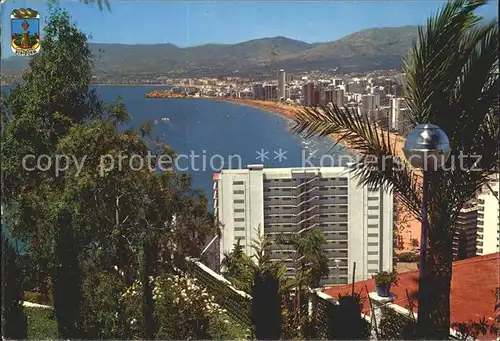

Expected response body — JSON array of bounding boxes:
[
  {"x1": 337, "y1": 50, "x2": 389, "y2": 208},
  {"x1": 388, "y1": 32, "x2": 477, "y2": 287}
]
[{"x1": 1, "y1": 0, "x2": 498, "y2": 59}]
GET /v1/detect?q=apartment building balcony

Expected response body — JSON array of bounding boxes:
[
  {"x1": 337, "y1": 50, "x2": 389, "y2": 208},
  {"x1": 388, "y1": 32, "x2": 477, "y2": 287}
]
[
  {"x1": 318, "y1": 206, "x2": 348, "y2": 214},
  {"x1": 323, "y1": 242, "x2": 348, "y2": 251},
  {"x1": 324, "y1": 233, "x2": 348, "y2": 242},
  {"x1": 326, "y1": 251, "x2": 348, "y2": 259},
  {"x1": 317, "y1": 198, "x2": 348, "y2": 205},
  {"x1": 269, "y1": 243, "x2": 296, "y2": 251},
  {"x1": 315, "y1": 225, "x2": 348, "y2": 233},
  {"x1": 318, "y1": 179, "x2": 349, "y2": 187},
  {"x1": 318, "y1": 214, "x2": 348, "y2": 223},
  {"x1": 264, "y1": 225, "x2": 298, "y2": 233}
]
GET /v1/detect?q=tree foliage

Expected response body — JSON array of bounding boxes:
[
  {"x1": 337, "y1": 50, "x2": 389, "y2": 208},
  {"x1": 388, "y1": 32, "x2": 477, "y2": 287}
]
[
  {"x1": 1, "y1": 231, "x2": 28, "y2": 339},
  {"x1": 1, "y1": 6, "x2": 220, "y2": 339}
]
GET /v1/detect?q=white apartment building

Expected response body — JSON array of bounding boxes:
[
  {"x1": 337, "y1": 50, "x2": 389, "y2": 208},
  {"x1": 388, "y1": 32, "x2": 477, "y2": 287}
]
[
  {"x1": 476, "y1": 178, "x2": 500, "y2": 256},
  {"x1": 213, "y1": 165, "x2": 394, "y2": 286},
  {"x1": 390, "y1": 98, "x2": 403, "y2": 131},
  {"x1": 278, "y1": 69, "x2": 286, "y2": 100}
]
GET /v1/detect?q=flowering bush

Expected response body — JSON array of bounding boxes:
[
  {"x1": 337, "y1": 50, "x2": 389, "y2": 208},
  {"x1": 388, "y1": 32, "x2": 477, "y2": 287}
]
[{"x1": 121, "y1": 273, "x2": 249, "y2": 339}]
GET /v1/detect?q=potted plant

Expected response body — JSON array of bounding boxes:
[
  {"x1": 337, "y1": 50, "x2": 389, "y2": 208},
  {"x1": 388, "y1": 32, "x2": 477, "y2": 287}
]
[{"x1": 372, "y1": 270, "x2": 398, "y2": 297}]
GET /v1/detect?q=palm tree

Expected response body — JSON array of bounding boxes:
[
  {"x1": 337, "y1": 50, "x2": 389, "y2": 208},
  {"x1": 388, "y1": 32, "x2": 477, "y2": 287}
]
[
  {"x1": 79, "y1": 0, "x2": 110, "y2": 11},
  {"x1": 292, "y1": 0, "x2": 498, "y2": 338}
]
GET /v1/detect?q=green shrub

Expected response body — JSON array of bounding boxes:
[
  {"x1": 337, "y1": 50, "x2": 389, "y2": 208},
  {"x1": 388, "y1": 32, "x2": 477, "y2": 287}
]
[
  {"x1": 397, "y1": 252, "x2": 419, "y2": 263},
  {"x1": 373, "y1": 270, "x2": 399, "y2": 286},
  {"x1": 25, "y1": 307, "x2": 57, "y2": 340},
  {"x1": 24, "y1": 291, "x2": 53, "y2": 306}
]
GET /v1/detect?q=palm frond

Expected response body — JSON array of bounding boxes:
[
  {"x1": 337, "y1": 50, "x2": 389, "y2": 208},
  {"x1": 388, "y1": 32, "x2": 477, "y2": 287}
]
[
  {"x1": 293, "y1": 104, "x2": 422, "y2": 218},
  {"x1": 403, "y1": 0, "x2": 486, "y2": 125},
  {"x1": 79, "y1": 0, "x2": 111, "y2": 11}
]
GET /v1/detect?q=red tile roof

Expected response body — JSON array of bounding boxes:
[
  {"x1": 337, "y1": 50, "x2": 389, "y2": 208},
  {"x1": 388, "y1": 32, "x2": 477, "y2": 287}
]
[{"x1": 323, "y1": 253, "x2": 500, "y2": 338}]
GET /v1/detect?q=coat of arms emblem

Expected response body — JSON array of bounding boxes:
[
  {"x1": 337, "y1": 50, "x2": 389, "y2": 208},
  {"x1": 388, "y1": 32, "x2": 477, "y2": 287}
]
[{"x1": 10, "y1": 8, "x2": 41, "y2": 56}]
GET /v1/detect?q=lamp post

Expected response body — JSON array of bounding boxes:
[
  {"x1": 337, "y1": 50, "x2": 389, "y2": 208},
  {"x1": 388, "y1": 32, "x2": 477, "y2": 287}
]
[
  {"x1": 402, "y1": 123, "x2": 451, "y2": 334},
  {"x1": 334, "y1": 259, "x2": 341, "y2": 285}
]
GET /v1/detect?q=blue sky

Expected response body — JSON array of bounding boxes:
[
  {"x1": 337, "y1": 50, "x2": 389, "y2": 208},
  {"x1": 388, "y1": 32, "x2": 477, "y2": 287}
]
[{"x1": 1, "y1": 0, "x2": 497, "y2": 58}]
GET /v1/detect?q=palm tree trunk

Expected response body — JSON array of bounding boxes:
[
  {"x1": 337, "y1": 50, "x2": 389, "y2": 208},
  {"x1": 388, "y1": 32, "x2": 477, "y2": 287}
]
[{"x1": 425, "y1": 215, "x2": 454, "y2": 339}]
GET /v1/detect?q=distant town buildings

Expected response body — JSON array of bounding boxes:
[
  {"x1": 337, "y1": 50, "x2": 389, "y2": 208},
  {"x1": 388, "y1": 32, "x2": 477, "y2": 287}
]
[
  {"x1": 452, "y1": 202, "x2": 478, "y2": 260},
  {"x1": 213, "y1": 165, "x2": 394, "y2": 285}
]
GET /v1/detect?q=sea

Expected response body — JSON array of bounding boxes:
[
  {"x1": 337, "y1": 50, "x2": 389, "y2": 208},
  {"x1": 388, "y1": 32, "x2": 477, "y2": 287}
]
[{"x1": 3, "y1": 85, "x2": 353, "y2": 209}]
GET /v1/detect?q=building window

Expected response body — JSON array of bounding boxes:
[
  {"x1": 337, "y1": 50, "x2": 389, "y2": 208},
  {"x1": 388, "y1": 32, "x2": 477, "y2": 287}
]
[
  {"x1": 234, "y1": 200, "x2": 244, "y2": 204},
  {"x1": 367, "y1": 242, "x2": 378, "y2": 246},
  {"x1": 234, "y1": 218, "x2": 245, "y2": 222},
  {"x1": 367, "y1": 215, "x2": 379, "y2": 219},
  {"x1": 233, "y1": 181, "x2": 244, "y2": 185},
  {"x1": 368, "y1": 206, "x2": 379, "y2": 210},
  {"x1": 234, "y1": 226, "x2": 245, "y2": 231},
  {"x1": 368, "y1": 268, "x2": 379, "y2": 273},
  {"x1": 233, "y1": 190, "x2": 244, "y2": 195},
  {"x1": 368, "y1": 224, "x2": 378, "y2": 229},
  {"x1": 368, "y1": 197, "x2": 378, "y2": 201},
  {"x1": 367, "y1": 251, "x2": 378, "y2": 255},
  {"x1": 368, "y1": 260, "x2": 378, "y2": 264},
  {"x1": 367, "y1": 233, "x2": 379, "y2": 238}
]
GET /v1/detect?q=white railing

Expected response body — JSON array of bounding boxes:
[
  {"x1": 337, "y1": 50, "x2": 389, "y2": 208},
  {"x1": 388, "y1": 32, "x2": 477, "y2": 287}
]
[
  {"x1": 296, "y1": 214, "x2": 319, "y2": 226},
  {"x1": 297, "y1": 186, "x2": 319, "y2": 199},
  {"x1": 296, "y1": 176, "x2": 319, "y2": 190},
  {"x1": 295, "y1": 205, "x2": 318, "y2": 218}
]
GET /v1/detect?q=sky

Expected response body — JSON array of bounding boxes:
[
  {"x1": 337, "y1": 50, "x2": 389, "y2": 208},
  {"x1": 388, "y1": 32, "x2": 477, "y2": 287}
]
[{"x1": 1, "y1": 0, "x2": 498, "y2": 58}]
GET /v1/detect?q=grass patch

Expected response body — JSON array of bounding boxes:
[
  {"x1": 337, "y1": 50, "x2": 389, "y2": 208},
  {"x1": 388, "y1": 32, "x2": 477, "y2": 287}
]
[{"x1": 25, "y1": 307, "x2": 57, "y2": 339}]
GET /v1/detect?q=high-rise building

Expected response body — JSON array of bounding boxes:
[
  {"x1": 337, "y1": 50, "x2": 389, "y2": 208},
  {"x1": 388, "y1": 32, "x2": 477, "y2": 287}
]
[
  {"x1": 390, "y1": 98, "x2": 404, "y2": 131},
  {"x1": 476, "y1": 178, "x2": 500, "y2": 256},
  {"x1": 263, "y1": 84, "x2": 278, "y2": 100},
  {"x1": 324, "y1": 89, "x2": 334, "y2": 105},
  {"x1": 384, "y1": 79, "x2": 393, "y2": 95},
  {"x1": 452, "y1": 202, "x2": 478, "y2": 260},
  {"x1": 278, "y1": 69, "x2": 286, "y2": 100},
  {"x1": 313, "y1": 89, "x2": 321, "y2": 106},
  {"x1": 303, "y1": 82, "x2": 315, "y2": 106},
  {"x1": 213, "y1": 165, "x2": 394, "y2": 285},
  {"x1": 334, "y1": 89, "x2": 345, "y2": 108},
  {"x1": 252, "y1": 83, "x2": 264, "y2": 99},
  {"x1": 362, "y1": 94, "x2": 380, "y2": 115}
]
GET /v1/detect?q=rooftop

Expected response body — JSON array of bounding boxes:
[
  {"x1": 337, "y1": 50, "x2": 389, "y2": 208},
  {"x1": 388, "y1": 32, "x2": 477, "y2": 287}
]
[{"x1": 323, "y1": 253, "x2": 500, "y2": 339}]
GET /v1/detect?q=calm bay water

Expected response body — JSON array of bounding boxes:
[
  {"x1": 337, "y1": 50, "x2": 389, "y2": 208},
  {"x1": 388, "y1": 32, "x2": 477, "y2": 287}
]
[
  {"x1": 97, "y1": 86, "x2": 351, "y2": 206},
  {"x1": 4, "y1": 85, "x2": 351, "y2": 208}
]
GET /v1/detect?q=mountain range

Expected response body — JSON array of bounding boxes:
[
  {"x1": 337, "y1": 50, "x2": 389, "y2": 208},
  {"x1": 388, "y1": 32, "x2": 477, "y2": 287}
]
[{"x1": 2, "y1": 26, "x2": 419, "y2": 78}]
